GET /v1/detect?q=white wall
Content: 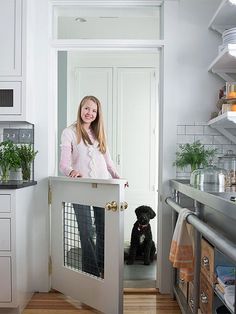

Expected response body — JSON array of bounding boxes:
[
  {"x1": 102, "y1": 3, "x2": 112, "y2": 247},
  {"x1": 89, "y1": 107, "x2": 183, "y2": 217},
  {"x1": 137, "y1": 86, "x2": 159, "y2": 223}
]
[
  {"x1": 176, "y1": 0, "x2": 223, "y2": 124},
  {"x1": 158, "y1": 0, "x2": 222, "y2": 293},
  {"x1": 26, "y1": 0, "x2": 50, "y2": 292}
]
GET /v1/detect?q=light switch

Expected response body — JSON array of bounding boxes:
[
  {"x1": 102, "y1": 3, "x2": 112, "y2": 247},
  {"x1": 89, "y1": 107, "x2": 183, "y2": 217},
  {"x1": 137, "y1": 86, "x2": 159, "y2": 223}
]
[
  {"x1": 19, "y1": 129, "x2": 33, "y2": 144},
  {"x1": 3, "y1": 129, "x2": 19, "y2": 143}
]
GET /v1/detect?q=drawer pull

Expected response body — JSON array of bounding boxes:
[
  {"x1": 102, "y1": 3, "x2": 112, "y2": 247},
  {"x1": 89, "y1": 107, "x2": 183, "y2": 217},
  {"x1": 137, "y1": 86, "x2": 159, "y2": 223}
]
[
  {"x1": 189, "y1": 298, "x2": 194, "y2": 309},
  {"x1": 201, "y1": 256, "x2": 209, "y2": 268},
  {"x1": 179, "y1": 278, "x2": 185, "y2": 285},
  {"x1": 200, "y1": 292, "x2": 208, "y2": 304}
]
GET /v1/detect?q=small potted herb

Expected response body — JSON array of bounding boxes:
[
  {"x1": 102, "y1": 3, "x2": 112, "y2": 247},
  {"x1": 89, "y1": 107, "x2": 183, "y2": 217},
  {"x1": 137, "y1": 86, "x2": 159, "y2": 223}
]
[
  {"x1": 173, "y1": 141, "x2": 217, "y2": 172},
  {"x1": 0, "y1": 140, "x2": 20, "y2": 182},
  {"x1": 17, "y1": 144, "x2": 38, "y2": 181}
]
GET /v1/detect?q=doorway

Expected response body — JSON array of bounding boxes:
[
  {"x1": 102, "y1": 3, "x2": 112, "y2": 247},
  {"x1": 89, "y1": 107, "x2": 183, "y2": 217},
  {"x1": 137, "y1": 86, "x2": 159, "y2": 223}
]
[
  {"x1": 53, "y1": 1, "x2": 162, "y2": 290},
  {"x1": 57, "y1": 50, "x2": 159, "y2": 287}
]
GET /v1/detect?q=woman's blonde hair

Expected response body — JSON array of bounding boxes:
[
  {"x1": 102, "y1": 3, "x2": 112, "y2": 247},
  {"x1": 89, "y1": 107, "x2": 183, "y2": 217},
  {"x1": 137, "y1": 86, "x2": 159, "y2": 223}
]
[{"x1": 75, "y1": 95, "x2": 107, "y2": 153}]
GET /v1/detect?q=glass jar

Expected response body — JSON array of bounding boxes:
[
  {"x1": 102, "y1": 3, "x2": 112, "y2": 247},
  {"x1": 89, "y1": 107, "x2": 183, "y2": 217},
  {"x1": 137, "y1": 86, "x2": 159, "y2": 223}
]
[
  {"x1": 226, "y1": 82, "x2": 236, "y2": 99},
  {"x1": 218, "y1": 150, "x2": 236, "y2": 185},
  {"x1": 190, "y1": 165, "x2": 231, "y2": 189}
]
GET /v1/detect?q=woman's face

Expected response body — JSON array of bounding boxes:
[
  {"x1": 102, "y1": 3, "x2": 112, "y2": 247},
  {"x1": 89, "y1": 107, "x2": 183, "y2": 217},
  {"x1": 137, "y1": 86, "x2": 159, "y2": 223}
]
[{"x1": 80, "y1": 99, "x2": 98, "y2": 126}]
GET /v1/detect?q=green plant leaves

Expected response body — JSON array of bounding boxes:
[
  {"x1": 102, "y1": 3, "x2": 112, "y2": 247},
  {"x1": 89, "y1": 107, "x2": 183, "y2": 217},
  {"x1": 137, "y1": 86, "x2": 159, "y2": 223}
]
[
  {"x1": 0, "y1": 140, "x2": 21, "y2": 170},
  {"x1": 173, "y1": 141, "x2": 217, "y2": 171},
  {"x1": 0, "y1": 141, "x2": 38, "y2": 176}
]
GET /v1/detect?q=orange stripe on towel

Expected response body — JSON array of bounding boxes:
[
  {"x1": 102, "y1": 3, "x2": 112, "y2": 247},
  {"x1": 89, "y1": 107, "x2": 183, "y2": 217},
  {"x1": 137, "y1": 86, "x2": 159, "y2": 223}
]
[
  {"x1": 169, "y1": 208, "x2": 194, "y2": 282},
  {"x1": 169, "y1": 241, "x2": 194, "y2": 268}
]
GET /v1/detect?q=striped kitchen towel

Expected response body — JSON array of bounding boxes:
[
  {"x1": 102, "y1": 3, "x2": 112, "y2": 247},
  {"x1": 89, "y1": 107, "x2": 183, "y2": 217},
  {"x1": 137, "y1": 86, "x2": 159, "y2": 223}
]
[{"x1": 169, "y1": 208, "x2": 194, "y2": 282}]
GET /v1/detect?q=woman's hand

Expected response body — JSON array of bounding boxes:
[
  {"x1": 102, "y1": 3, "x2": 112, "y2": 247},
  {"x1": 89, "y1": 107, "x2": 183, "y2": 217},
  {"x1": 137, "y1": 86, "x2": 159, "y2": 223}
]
[{"x1": 69, "y1": 170, "x2": 82, "y2": 178}]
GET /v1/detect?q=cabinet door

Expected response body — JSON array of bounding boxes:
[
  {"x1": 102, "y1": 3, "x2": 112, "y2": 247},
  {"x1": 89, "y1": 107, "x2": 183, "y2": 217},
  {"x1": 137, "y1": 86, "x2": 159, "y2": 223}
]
[
  {"x1": 0, "y1": 0, "x2": 22, "y2": 76},
  {"x1": 0, "y1": 195, "x2": 11, "y2": 213},
  {"x1": 0, "y1": 219, "x2": 11, "y2": 251},
  {"x1": 201, "y1": 238, "x2": 215, "y2": 284},
  {"x1": 200, "y1": 273, "x2": 213, "y2": 314},
  {"x1": 0, "y1": 257, "x2": 12, "y2": 302}
]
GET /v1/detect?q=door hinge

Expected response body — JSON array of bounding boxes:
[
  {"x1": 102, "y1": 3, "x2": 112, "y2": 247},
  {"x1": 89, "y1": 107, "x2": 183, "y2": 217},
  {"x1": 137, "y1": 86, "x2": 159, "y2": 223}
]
[
  {"x1": 48, "y1": 256, "x2": 52, "y2": 275},
  {"x1": 117, "y1": 154, "x2": 120, "y2": 165},
  {"x1": 48, "y1": 184, "x2": 52, "y2": 205}
]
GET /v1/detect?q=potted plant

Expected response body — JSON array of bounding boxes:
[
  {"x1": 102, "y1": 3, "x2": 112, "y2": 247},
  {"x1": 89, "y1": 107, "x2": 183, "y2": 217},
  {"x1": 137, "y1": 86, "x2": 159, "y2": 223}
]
[
  {"x1": 17, "y1": 144, "x2": 38, "y2": 181},
  {"x1": 173, "y1": 141, "x2": 217, "y2": 172},
  {"x1": 0, "y1": 140, "x2": 21, "y2": 182}
]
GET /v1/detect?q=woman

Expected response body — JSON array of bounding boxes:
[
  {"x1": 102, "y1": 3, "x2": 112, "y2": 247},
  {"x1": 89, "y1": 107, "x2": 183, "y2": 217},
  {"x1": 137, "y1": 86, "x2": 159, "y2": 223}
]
[{"x1": 60, "y1": 95, "x2": 120, "y2": 277}]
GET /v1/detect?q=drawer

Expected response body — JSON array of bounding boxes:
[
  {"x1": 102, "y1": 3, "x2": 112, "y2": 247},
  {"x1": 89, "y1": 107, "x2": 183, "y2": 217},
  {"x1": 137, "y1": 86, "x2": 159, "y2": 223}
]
[
  {"x1": 0, "y1": 219, "x2": 11, "y2": 251},
  {"x1": 0, "y1": 194, "x2": 11, "y2": 212},
  {"x1": 188, "y1": 281, "x2": 194, "y2": 313},
  {"x1": 177, "y1": 271, "x2": 188, "y2": 298},
  {"x1": 199, "y1": 273, "x2": 213, "y2": 314},
  {"x1": 0, "y1": 257, "x2": 12, "y2": 302},
  {"x1": 201, "y1": 238, "x2": 215, "y2": 284}
]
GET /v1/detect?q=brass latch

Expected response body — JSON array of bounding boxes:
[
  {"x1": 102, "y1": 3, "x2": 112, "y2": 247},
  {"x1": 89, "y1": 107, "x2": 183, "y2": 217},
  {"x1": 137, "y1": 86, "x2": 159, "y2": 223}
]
[{"x1": 105, "y1": 201, "x2": 128, "y2": 212}]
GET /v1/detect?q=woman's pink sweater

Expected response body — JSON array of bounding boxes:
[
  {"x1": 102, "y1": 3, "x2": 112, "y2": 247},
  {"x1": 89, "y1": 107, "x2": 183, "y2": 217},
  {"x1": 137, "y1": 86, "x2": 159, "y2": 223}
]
[{"x1": 59, "y1": 125, "x2": 120, "y2": 179}]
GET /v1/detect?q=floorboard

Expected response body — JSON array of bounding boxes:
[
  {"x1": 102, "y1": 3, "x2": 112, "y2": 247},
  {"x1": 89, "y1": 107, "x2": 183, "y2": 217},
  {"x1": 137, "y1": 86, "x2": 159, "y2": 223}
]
[{"x1": 23, "y1": 291, "x2": 181, "y2": 314}]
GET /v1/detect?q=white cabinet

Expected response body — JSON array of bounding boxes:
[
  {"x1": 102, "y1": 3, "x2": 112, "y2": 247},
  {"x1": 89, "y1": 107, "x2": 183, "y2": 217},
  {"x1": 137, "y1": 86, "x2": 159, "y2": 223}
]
[
  {"x1": 0, "y1": 187, "x2": 35, "y2": 313},
  {"x1": 208, "y1": 0, "x2": 236, "y2": 81},
  {"x1": 0, "y1": 0, "x2": 26, "y2": 121},
  {"x1": 0, "y1": 0, "x2": 22, "y2": 76},
  {"x1": 0, "y1": 257, "x2": 11, "y2": 303}
]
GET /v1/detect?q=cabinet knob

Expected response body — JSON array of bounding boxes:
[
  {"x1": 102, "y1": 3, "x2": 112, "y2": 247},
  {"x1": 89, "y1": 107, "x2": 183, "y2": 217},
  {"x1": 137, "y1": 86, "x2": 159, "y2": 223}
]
[
  {"x1": 201, "y1": 256, "x2": 209, "y2": 268},
  {"x1": 200, "y1": 291, "x2": 208, "y2": 304},
  {"x1": 179, "y1": 278, "x2": 185, "y2": 285},
  {"x1": 105, "y1": 201, "x2": 118, "y2": 212},
  {"x1": 120, "y1": 201, "x2": 128, "y2": 211},
  {"x1": 189, "y1": 298, "x2": 194, "y2": 310}
]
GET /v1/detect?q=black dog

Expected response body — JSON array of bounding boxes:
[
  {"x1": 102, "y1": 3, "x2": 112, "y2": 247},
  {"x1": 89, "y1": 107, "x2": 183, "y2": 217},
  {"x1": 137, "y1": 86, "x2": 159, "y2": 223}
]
[{"x1": 126, "y1": 205, "x2": 156, "y2": 265}]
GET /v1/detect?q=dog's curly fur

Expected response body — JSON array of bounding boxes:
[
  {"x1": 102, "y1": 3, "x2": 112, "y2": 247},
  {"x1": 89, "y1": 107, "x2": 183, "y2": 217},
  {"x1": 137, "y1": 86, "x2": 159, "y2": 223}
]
[{"x1": 126, "y1": 205, "x2": 156, "y2": 265}]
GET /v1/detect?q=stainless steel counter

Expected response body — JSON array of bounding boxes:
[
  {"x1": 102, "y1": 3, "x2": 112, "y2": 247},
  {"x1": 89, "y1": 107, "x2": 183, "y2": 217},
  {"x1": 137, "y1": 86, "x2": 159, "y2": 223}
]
[
  {"x1": 168, "y1": 179, "x2": 236, "y2": 314},
  {"x1": 170, "y1": 179, "x2": 236, "y2": 221}
]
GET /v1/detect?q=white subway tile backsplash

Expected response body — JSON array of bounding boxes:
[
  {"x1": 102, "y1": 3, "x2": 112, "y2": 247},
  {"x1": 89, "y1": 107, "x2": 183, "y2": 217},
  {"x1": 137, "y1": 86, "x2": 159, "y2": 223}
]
[
  {"x1": 186, "y1": 125, "x2": 203, "y2": 135},
  {"x1": 213, "y1": 135, "x2": 231, "y2": 145},
  {"x1": 194, "y1": 135, "x2": 214, "y2": 144},
  {"x1": 175, "y1": 123, "x2": 236, "y2": 178},
  {"x1": 204, "y1": 126, "x2": 220, "y2": 136},
  {"x1": 177, "y1": 125, "x2": 186, "y2": 135},
  {"x1": 222, "y1": 145, "x2": 236, "y2": 154},
  {"x1": 177, "y1": 135, "x2": 195, "y2": 144},
  {"x1": 194, "y1": 122, "x2": 208, "y2": 126}
]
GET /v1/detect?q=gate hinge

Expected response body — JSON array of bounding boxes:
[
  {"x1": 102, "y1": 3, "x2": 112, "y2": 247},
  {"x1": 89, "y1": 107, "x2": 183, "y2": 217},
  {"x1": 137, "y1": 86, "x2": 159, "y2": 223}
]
[
  {"x1": 48, "y1": 184, "x2": 52, "y2": 205},
  {"x1": 48, "y1": 256, "x2": 52, "y2": 275}
]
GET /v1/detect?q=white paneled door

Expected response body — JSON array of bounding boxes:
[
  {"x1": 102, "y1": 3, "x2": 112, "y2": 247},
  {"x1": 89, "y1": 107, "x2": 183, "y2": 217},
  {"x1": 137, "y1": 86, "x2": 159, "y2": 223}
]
[
  {"x1": 50, "y1": 177, "x2": 125, "y2": 314},
  {"x1": 67, "y1": 64, "x2": 158, "y2": 242},
  {"x1": 117, "y1": 68, "x2": 157, "y2": 241}
]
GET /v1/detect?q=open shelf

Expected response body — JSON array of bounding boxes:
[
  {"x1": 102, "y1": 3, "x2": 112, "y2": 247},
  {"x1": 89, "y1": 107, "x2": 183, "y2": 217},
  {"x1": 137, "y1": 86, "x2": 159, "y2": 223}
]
[
  {"x1": 208, "y1": 46, "x2": 236, "y2": 81},
  {"x1": 208, "y1": 0, "x2": 236, "y2": 81},
  {"x1": 208, "y1": 0, "x2": 236, "y2": 34},
  {"x1": 208, "y1": 112, "x2": 236, "y2": 144},
  {"x1": 208, "y1": 111, "x2": 236, "y2": 128}
]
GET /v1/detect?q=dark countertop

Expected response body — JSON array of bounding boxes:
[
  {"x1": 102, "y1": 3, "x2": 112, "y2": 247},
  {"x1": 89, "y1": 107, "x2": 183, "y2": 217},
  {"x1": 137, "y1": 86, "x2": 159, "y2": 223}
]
[{"x1": 0, "y1": 180, "x2": 37, "y2": 189}]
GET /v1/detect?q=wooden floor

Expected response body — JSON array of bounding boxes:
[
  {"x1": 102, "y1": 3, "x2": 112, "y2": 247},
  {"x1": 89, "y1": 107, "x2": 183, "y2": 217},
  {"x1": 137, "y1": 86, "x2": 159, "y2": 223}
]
[{"x1": 23, "y1": 290, "x2": 181, "y2": 314}]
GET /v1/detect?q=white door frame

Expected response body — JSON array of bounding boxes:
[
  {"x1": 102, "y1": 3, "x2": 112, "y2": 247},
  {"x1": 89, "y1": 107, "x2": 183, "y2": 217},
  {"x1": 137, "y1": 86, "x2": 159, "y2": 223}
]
[{"x1": 48, "y1": 0, "x2": 165, "y2": 290}]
